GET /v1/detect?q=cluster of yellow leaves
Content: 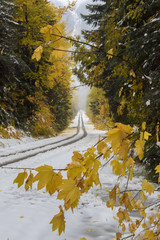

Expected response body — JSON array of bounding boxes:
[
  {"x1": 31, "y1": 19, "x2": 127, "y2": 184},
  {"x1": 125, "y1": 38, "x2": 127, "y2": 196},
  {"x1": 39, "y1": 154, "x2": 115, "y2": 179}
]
[
  {"x1": 32, "y1": 22, "x2": 71, "y2": 63},
  {"x1": 13, "y1": 148, "x2": 101, "y2": 235},
  {"x1": 13, "y1": 122, "x2": 159, "y2": 239}
]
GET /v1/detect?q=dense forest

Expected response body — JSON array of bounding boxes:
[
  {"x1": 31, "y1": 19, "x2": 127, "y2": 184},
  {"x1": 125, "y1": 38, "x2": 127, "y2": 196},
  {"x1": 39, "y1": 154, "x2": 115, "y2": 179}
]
[
  {"x1": 0, "y1": 0, "x2": 74, "y2": 137},
  {"x1": 74, "y1": 0, "x2": 160, "y2": 182}
]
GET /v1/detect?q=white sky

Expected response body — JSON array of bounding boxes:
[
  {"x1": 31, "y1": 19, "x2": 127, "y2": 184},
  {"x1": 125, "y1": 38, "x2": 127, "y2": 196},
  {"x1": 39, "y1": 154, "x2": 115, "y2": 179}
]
[{"x1": 50, "y1": 0, "x2": 87, "y2": 7}]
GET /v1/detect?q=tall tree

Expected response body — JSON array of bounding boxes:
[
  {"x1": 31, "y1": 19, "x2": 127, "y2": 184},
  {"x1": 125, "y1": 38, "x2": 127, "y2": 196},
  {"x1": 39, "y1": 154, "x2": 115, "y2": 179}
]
[
  {"x1": 0, "y1": 0, "x2": 73, "y2": 136},
  {"x1": 74, "y1": 0, "x2": 160, "y2": 180}
]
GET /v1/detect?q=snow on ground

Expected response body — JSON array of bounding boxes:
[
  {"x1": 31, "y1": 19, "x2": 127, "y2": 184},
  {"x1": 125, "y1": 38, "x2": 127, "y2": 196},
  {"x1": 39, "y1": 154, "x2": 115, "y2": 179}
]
[
  {"x1": 0, "y1": 111, "x2": 159, "y2": 240},
  {"x1": 0, "y1": 113, "x2": 80, "y2": 155}
]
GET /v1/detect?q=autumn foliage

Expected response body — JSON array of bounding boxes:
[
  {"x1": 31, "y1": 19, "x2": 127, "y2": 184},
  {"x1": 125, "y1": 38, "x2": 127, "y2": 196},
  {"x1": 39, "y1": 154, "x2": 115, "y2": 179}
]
[{"x1": 14, "y1": 121, "x2": 160, "y2": 239}]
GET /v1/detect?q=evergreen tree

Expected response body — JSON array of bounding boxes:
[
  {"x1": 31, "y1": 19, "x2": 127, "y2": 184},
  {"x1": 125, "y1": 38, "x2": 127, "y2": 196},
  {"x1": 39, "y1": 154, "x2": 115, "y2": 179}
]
[
  {"x1": 0, "y1": 0, "x2": 73, "y2": 136},
  {"x1": 0, "y1": 0, "x2": 30, "y2": 127},
  {"x1": 74, "y1": 0, "x2": 160, "y2": 181}
]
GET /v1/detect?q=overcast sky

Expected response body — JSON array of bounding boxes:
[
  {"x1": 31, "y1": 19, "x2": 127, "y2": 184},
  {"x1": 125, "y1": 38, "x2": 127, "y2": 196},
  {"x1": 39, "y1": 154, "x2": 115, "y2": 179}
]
[{"x1": 50, "y1": 0, "x2": 88, "y2": 7}]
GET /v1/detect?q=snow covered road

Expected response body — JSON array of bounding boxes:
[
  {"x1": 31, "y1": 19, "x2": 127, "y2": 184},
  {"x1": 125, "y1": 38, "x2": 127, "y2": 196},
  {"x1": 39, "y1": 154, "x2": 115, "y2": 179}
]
[
  {"x1": 0, "y1": 113, "x2": 87, "y2": 167},
  {"x1": 0, "y1": 112, "x2": 159, "y2": 240}
]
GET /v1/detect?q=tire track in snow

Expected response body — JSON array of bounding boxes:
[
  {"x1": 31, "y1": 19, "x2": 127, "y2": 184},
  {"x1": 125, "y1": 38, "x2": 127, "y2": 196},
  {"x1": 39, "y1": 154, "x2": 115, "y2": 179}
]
[{"x1": 0, "y1": 113, "x2": 87, "y2": 167}]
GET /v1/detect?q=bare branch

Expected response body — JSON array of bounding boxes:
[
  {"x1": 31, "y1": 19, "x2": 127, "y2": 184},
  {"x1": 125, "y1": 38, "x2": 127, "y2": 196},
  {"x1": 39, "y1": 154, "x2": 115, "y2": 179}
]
[{"x1": 1, "y1": 166, "x2": 67, "y2": 171}]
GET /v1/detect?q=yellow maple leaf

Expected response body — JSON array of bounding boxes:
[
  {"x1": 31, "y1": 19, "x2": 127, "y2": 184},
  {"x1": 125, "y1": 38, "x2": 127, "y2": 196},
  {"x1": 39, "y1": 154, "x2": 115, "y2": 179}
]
[
  {"x1": 117, "y1": 208, "x2": 130, "y2": 224},
  {"x1": 119, "y1": 139, "x2": 130, "y2": 160},
  {"x1": 34, "y1": 165, "x2": 53, "y2": 190},
  {"x1": 97, "y1": 141, "x2": 111, "y2": 159},
  {"x1": 72, "y1": 151, "x2": 83, "y2": 162},
  {"x1": 50, "y1": 205, "x2": 65, "y2": 235},
  {"x1": 142, "y1": 122, "x2": 146, "y2": 131},
  {"x1": 119, "y1": 192, "x2": 133, "y2": 212},
  {"x1": 140, "y1": 190, "x2": 147, "y2": 201},
  {"x1": 119, "y1": 87, "x2": 123, "y2": 97},
  {"x1": 110, "y1": 159, "x2": 122, "y2": 175},
  {"x1": 57, "y1": 179, "x2": 81, "y2": 210},
  {"x1": 83, "y1": 151, "x2": 100, "y2": 173},
  {"x1": 135, "y1": 138, "x2": 145, "y2": 160},
  {"x1": 25, "y1": 171, "x2": 34, "y2": 191},
  {"x1": 116, "y1": 232, "x2": 122, "y2": 240},
  {"x1": 67, "y1": 162, "x2": 83, "y2": 180},
  {"x1": 31, "y1": 46, "x2": 43, "y2": 61},
  {"x1": 46, "y1": 172, "x2": 62, "y2": 195},
  {"x1": 129, "y1": 222, "x2": 136, "y2": 234},
  {"x1": 107, "y1": 48, "x2": 113, "y2": 59},
  {"x1": 144, "y1": 230, "x2": 155, "y2": 240},
  {"x1": 155, "y1": 164, "x2": 160, "y2": 183},
  {"x1": 144, "y1": 131, "x2": 151, "y2": 140},
  {"x1": 126, "y1": 157, "x2": 135, "y2": 180},
  {"x1": 84, "y1": 168, "x2": 101, "y2": 192},
  {"x1": 34, "y1": 165, "x2": 62, "y2": 194},
  {"x1": 106, "y1": 200, "x2": 115, "y2": 210},
  {"x1": 122, "y1": 223, "x2": 126, "y2": 232},
  {"x1": 115, "y1": 123, "x2": 133, "y2": 135},
  {"x1": 141, "y1": 179, "x2": 155, "y2": 195},
  {"x1": 106, "y1": 128, "x2": 122, "y2": 154},
  {"x1": 13, "y1": 170, "x2": 28, "y2": 188},
  {"x1": 109, "y1": 186, "x2": 117, "y2": 202},
  {"x1": 40, "y1": 25, "x2": 52, "y2": 42},
  {"x1": 97, "y1": 141, "x2": 106, "y2": 153},
  {"x1": 130, "y1": 69, "x2": 136, "y2": 78}
]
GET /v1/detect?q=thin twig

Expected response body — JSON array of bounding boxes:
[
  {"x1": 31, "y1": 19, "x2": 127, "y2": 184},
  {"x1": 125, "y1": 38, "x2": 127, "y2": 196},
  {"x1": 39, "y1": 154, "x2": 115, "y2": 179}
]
[
  {"x1": 50, "y1": 33, "x2": 99, "y2": 49},
  {"x1": 1, "y1": 166, "x2": 67, "y2": 171},
  {"x1": 125, "y1": 173, "x2": 130, "y2": 192}
]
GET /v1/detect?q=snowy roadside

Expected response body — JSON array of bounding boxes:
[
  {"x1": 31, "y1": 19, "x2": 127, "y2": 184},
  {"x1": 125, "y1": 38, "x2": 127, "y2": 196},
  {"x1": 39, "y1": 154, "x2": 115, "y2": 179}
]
[
  {"x1": 0, "y1": 113, "x2": 80, "y2": 155},
  {"x1": 0, "y1": 112, "x2": 159, "y2": 240}
]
